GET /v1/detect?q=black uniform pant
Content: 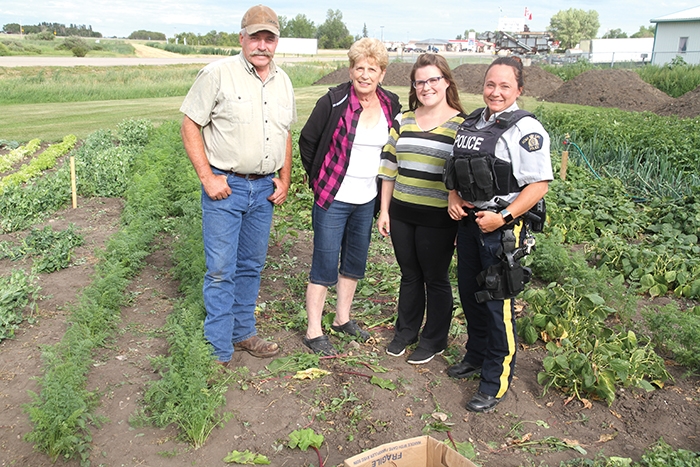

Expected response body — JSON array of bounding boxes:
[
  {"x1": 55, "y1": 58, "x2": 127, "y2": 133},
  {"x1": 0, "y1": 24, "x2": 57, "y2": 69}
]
[
  {"x1": 456, "y1": 218, "x2": 524, "y2": 398},
  {"x1": 390, "y1": 217, "x2": 457, "y2": 352}
]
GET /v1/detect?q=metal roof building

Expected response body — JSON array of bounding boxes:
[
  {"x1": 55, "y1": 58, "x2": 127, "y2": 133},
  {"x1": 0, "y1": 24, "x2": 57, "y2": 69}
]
[{"x1": 651, "y1": 5, "x2": 700, "y2": 65}]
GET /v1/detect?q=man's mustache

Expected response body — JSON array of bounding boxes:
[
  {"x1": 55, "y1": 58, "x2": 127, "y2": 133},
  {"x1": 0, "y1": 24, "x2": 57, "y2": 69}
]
[{"x1": 250, "y1": 51, "x2": 273, "y2": 58}]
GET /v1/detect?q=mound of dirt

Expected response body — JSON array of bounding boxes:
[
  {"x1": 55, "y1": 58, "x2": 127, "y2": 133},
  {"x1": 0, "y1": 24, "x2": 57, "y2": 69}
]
[
  {"x1": 381, "y1": 62, "x2": 414, "y2": 86},
  {"x1": 654, "y1": 84, "x2": 700, "y2": 118},
  {"x1": 313, "y1": 66, "x2": 350, "y2": 85},
  {"x1": 523, "y1": 65, "x2": 564, "y2": 98},
  {"x1": 452, "y1": 63, "x2": 490, "y2": 94},
  {"x1": 313, "y1": 62, "x2": 415, "y2": 87},
  {"x1": 544, "y1": 69, "x2": 673, "y2": 112}
]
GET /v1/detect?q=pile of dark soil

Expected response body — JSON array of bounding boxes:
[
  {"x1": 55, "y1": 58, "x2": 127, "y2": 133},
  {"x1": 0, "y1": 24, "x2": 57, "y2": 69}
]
[
  {"x1": 451, "y1": 63, "x2": 562, "y2": 98},
  {"x1": 313, "y1": 62, "x2": 415, "y2": 87},
  {"x1": 544, "y1": 69, "x2": 673, "y2": 112},
  {"x1": 655, "y1": 84, "x2": 700, "y2": 118},
  {"x1": 522, "y1": 65, "x2": 564, "y2": 98},
  {"x1": 313, "y1": 66, "x2": 350, "y2": 85},
  {"x1": 452, "y1": 63, "x2": 490, "y2": 94},
  {"x1": 381, "y1": 62, "x2": 415, "y2": 86}
]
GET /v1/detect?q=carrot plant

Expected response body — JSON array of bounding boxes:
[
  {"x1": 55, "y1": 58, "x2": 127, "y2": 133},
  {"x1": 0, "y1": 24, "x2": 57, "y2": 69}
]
[
  {"x1": 23, "y1": 121, "x2": 165, "y2": 464},
  {"x1": 135, "y1": 121, "x2": 232, "y2": 448}
]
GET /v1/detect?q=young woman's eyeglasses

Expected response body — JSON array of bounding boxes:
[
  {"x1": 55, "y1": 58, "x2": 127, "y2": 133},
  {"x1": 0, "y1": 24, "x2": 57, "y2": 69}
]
[{"x1": 412, "y1": 76, "x2": 445, "y2": 89}]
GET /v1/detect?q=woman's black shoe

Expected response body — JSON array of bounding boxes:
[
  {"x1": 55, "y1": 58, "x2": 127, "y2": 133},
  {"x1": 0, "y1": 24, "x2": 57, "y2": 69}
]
[{"x1": 446, "y1": 361, "x2": 481, "y2": 379}]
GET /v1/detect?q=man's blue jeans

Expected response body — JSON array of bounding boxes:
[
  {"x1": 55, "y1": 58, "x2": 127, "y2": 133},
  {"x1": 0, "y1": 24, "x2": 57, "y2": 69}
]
[{"x1": 201, "y1": 170, "x2": 274, "y2": 363}]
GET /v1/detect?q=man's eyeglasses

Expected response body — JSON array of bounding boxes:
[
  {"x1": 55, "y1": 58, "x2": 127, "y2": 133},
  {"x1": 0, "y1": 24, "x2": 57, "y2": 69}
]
[{"x1": 412, "y1": 76, "x2": 445, "y2": 89}]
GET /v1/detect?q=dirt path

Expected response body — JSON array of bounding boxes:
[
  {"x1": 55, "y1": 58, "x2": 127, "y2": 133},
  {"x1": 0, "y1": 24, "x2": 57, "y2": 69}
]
[{"x1": 131, "y1": 43, "x2": 183, "y2": 58}]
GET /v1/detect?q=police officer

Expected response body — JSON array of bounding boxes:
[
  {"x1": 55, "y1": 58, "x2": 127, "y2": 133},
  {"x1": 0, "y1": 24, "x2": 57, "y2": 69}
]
[{"x1": 445, "y1": 56, "x2": 553, "y2": 412}]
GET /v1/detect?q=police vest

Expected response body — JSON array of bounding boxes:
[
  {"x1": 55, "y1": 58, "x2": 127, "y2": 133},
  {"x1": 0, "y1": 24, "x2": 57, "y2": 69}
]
[{"x1": 444, "y1": 108, "x2": 535, "y2": 202}]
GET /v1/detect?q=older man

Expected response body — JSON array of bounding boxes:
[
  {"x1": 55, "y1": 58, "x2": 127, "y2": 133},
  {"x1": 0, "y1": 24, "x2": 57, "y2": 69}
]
[{"x1": 180, "y1": 4, "x2": 296, "y2": 365}]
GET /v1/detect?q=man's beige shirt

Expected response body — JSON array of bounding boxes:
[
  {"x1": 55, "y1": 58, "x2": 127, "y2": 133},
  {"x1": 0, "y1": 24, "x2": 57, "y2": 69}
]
[{"x1": 180, "y1": 53, "x2": 296, "y2": 174}]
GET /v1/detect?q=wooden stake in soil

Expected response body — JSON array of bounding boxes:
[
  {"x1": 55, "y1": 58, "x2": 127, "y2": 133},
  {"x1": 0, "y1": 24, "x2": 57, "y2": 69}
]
[
  {"x1": 560, "y1": 149, "x2": 569, "y2": 180},
  {"x1": 70, "y1": 155, "x2": 77, "y2": 208}
]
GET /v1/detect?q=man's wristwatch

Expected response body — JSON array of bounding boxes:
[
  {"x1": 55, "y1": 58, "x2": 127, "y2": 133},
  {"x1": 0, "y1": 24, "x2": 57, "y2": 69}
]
[{"x1": 500, "y1": 209, "x2": 514, "y2": 224}]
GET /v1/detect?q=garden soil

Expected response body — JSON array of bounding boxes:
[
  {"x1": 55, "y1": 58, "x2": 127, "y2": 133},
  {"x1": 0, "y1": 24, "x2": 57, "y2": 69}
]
[{"x1": 0, "y1": 176, "x2": 698, "y2": 467}]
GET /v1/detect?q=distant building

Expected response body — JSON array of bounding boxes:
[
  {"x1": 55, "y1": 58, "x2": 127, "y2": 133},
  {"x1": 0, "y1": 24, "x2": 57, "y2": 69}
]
[
  {"x1": 580, "y1": 38, "x2": 654, "y2": 64},
  {"x1": 651, "y1": 5, "x2": 700, "y2": 65},
  {"x1": 413, "y1": 38, "x2": 450, "y2": 52}
]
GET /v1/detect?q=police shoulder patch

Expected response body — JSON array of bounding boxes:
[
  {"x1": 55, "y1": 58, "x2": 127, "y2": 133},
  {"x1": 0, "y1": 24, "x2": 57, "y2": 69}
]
[{"x1": 520, "y1": 133, "x2": 544, "y2": 152}]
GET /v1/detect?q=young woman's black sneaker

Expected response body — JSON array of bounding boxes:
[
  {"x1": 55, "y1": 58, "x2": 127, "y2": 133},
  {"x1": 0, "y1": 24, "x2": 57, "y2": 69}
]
[
  {"x1": 406, "y1": 347, "x2": 444, "y2": 365},
  {"x1": 386, "y1": 337, "x2": 407, "y2": 357}
]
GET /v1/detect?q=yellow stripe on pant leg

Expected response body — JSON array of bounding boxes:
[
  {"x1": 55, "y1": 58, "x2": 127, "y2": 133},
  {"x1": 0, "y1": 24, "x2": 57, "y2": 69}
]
[{"x1": 496, "y1": 299, "x2": 516, "y2": 398}]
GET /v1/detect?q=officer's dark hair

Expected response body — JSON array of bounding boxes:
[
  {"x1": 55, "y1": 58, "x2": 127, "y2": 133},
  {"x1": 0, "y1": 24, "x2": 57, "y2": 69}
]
[
  {"x1": 485, "y1": 56, "x2": 524, "y2": 90},
  {"x1": 408, "y1": 53, "x2": 464, "y2": 113}
]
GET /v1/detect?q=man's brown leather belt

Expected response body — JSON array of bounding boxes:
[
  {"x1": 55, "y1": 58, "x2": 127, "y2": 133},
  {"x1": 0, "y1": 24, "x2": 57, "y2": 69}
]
[
  {"x1": 213, "y1": 166, "x2": 270, "y2": 180},
  {"x1": 232, "y1": 172, "x2": 269, "y2": 180}
]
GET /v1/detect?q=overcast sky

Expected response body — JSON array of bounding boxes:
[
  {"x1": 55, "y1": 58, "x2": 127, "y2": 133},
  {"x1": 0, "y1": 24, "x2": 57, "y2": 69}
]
[{"x1": 0, "y1": 0, "x2": 695, "y2": 41}]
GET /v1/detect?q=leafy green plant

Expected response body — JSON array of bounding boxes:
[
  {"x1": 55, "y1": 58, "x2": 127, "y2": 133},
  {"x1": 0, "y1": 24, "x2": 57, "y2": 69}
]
[
  {"x1": 0, "y1": 156, "x2": 76, "y2": 234},
  {"x1": 117, "y1": 118, "x2": 153, "y2": 148},
  {"x1": 640, "y1": 438, "x2": 700, "y2": 466},
  {"x1": 0, "y1": 269, "x2": 39, "y2": 341},
  {"x1": 0, "y1": 135, "x2": 76, "y2": 193},
  {"x1": 0, "y1": 224, "x2": 84, "y2": 273},
  {"x1": 288, "y1": 428, "x2": 325, "y2": 467},
  {"x1": 0, "y1": 138, "x2": 41, "y2": 173},
  {"x1": 223, "y1": 449, "x2": 271, "y2": 464}
]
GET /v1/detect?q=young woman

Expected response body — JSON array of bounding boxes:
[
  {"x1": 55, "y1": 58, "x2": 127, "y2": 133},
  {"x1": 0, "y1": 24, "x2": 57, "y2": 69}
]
[{"x1": 377, "y1": 54, "x2": 465, "y2": 364}]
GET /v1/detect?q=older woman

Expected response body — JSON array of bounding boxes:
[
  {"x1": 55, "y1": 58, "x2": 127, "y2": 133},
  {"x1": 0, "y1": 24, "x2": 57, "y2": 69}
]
[
  {"x1": 299, "y1": 38, "x2": 402, "y2": 356},
  {"x1": 446, "y1": 56, "x2": 553, "y2": 412}
]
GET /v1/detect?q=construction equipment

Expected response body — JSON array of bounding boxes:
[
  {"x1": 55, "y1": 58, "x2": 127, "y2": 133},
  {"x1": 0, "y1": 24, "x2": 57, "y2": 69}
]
[{"x1": 479, "y1": 30, "x2": 552, "y2": 55}]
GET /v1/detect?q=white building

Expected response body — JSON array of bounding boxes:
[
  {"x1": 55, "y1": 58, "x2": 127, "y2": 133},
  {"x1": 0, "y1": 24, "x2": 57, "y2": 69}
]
[
  {"x1": 651, "y1": 5, "x2": 700, "y2": 65},
  {"x1": 579, "y1": 38, "x2": 654, "y2": 64}
]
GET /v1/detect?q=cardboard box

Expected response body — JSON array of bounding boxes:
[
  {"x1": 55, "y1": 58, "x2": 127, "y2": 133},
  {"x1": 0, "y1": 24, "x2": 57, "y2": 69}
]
[{"x1": 343, "y1": 435, "x2": 477, "y2": 467}]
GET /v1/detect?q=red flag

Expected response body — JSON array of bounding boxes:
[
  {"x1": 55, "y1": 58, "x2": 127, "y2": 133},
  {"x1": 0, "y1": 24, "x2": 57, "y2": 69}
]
[{"x1": 529, "y1": 13, "x2": 533, "y2": 20}]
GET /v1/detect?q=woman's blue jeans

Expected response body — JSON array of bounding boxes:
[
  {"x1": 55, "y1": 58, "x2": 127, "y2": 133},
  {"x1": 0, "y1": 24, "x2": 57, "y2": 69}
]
[
  {"x1": 309, "y1": 199, "x2": 375, "y2": 286},
  {"x1": 201, "y1": 170, "x2": 274, "y2": 362}
]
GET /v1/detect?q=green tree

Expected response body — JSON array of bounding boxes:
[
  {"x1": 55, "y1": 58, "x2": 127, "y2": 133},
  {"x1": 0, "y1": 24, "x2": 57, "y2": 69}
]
[
  {"x1": 362, "y1": 23, "x2": 368, "y2": 38},
  {"x1": 279, "y1": 14, "x2": 316, "y2": 38},
  {"x1": 3, "y1": 23, "x2": 20, "y2": 34},
  {"x1": 316, "y1": 9, "x2": 353, "y2": 49},
  {"x1": 547, "y1": 8, "x2": 600, "y2": 50},
  {"x1": 602, "y1": 28, "x2": 627, "y2": 39},
  {"x1": 128, "y1": 30, "x2": 166, "y2": 40},
  {"x1": 631, "y1": 25, "x2": 655, "y2": 38}
]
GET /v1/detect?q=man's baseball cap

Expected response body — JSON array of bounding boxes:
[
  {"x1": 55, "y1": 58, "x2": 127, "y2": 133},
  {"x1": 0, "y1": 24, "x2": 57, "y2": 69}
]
[{"x1": 241, "y1": 4, "x2": 280, "y2": 36}]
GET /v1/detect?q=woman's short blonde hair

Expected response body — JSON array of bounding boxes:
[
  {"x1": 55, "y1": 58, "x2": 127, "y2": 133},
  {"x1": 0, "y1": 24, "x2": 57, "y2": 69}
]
[{"x1": 347, "y1": 38, "x2": 389, "y2": 70}]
